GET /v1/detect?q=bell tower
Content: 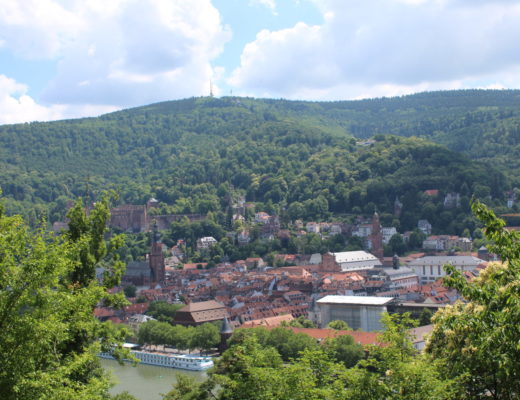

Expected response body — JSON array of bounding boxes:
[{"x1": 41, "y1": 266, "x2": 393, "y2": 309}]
[
  {"x1": 371, "y1": 211, "x2": 384, "y2": 261},
  {"x1": 149, "y1": 221, "x2": 165, "y2": 284},
  {"x1": 219, "y1": 317, "x2": 233, "y2": 354}
]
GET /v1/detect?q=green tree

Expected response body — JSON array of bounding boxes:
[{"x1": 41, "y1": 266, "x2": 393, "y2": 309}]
[
  {"x1": 212, "y1": 335, "x2": 283, "y2": 400},
  {"x1": 427, "y1": 200, "x2": 520, "y2": 399},
  {"x1": 322, "y1": 334, "x2": 365, "y2": 368},
  {"x1": 389, "y1": 233, "x2": 407, "y2": 255},
  {"x1": 111, "y1": 391, "x2": 140, "y2": 400},
  {"x1": 147, "y1": 301, "x2": 184, "y2": 322},
  {"x1": 408, "y1": 229, "x2": 426, "y2": 250},
  {"x1": 343, "y1": 313, "x2": 454, "y2": 400},
  {"x1": 286, "y1": 316, "x2": 316, "y2": 328},
  {"x1": 192, "y1": 323, "x2": 220, "y2": 355},
  {"x1": 265, "y1": 327, "x2": 318, "y2": 361},
  {"x1": 418, "y1": 308, "x2": 433, "y2": 326},
  {"x1": 162, "y1": 374, "x2": 214, "y2": 400},
  {"x1": 124, "y1": 285, "x2": 137, "y2": 298},
  {"x1": 326, "y1": 320, "x2": 352, "y2": 330},
  {"x1": 0, "y1": 196, "x2": 129, "y2": 400}
]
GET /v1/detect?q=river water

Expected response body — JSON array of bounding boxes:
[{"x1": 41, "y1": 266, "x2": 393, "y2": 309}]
[{"x1": 101, "y1": 358, "x2": 207, "y2": 400}]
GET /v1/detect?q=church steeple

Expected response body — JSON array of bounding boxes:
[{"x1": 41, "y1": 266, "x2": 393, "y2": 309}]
[
  {"x1": 149, "y1": 220, "x2": 165, "y2": 285},
  {"x1": 219, "y1": 317, "x2": 233, "y2": 353},
  {"x1": 371, "y1": 211, "x2": 384, "y2": 261}
]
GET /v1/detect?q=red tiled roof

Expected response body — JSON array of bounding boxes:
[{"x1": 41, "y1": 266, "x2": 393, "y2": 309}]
[
  {"x1": 94, "y1": 307, "x2": 115, "y2": 318},
  {"x1": 287, "y1": 327, "x2": 380, "y2": 345},
  {"x1": 241, "y1": 314, "x2": 294, "y2": 328},
  {"x1": 183, "y1": 263, "x2": 208, "y2": 270},
  {"x1": 244, "y1": 325, "x2": 381, "y2": 346},
  {"x1": 123, "y1": 302, "x2": 150, "y2": 314}
]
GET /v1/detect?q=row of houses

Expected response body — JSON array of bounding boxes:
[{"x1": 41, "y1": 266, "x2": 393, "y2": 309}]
[{"x1": 112, "y1": 246, "x2": 489, "y2": 339}]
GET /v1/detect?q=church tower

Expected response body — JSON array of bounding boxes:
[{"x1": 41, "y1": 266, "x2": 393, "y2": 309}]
[
  {"x1": 371, "y1": 212, "x2": 384, "y2": 261},
  {"x1": 149, "y1": 221, "x2": 165, "y2": 284},
  {"x1": 219, "y1": 317, "x2": 233, "y2": 354}
]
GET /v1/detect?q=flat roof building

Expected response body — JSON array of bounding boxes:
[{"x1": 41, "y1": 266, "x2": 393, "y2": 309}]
[
  {"x1": 321, "y1": 251, "x2": 382, "y2": 272},
  {"x1": 316, "y1": 295, "x2": 394, "y2": 332},
  {"x1": 406, "y1": 255, "x2": 485, "y2": 284}
]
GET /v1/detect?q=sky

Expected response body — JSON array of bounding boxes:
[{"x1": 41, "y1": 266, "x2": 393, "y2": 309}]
[{"x1": 1, "y1": 0, "x2": 520, "y2": 124}]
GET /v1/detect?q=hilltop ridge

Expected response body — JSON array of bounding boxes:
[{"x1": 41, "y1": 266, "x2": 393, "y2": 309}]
[{"x1": 0, "y1": 90, "x2": 516, "y2": 227}]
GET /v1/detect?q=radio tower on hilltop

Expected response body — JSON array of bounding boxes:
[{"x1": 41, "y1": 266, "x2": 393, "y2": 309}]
[{"x1": 209, "y1": 80, "x2": 214, "y2": 97}]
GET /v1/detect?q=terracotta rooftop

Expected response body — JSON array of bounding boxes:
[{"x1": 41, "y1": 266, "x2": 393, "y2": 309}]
[
  {"x1": 180, "y1": 300, "x2": 225, "y2": 312},
  {"x1": 241, "y1": 314, "x2": 294, "y2": 328},
  {"x1": 183, "y1": 262, "x2": 208, "y2": 270},
  {"x1": 249, "y1": 326, "x2": 381, "y2": 346}
]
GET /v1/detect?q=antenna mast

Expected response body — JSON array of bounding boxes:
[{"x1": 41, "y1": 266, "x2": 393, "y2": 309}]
[{"x1": 210, "y1": 80, "x2": 214, "y2": 97}]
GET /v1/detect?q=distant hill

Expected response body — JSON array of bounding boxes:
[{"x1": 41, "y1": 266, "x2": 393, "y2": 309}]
[{"x1": 0, "y1": 90, "x2": 516, "y2": 229}]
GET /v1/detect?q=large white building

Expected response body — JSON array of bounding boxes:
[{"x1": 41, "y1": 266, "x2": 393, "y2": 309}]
[
  {"x1": 321, "y1": 251, "x2": 382, "y2": 272},
  {"x1": 406, "y1": 255, "x2": 485, "y2": 284},
  {"x1": 316, "y1": 295, "x2": 394, "y2": 332}
]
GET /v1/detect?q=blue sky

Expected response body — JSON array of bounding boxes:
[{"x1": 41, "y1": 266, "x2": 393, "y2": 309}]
[{"x1": 1, "y1": 0, "x2": 520, "y2": 124}]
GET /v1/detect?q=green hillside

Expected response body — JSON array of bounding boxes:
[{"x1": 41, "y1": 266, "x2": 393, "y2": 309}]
[{"x1": 0, "y1": 91, "x2": 516, "y2": 229}]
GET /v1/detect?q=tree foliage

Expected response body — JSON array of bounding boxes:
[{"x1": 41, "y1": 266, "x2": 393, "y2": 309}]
[
  {"x1": 427, "y1": 199, "x2": 520, "y2": 399},
  {"x1": 326, "y1": 319, "x2": 352, "y2": 330},
  {"x1": 146, "y1": 301, "x2": 184, "y2": 322},
  {"x1": 0, "y1": 195, "x2": 128, "y2": 400},
  {"x1": 0, "y1": 94, "x2": 511, "y2": 239},
  {"x1": 199, "y1": 314, "x2": 453, "y2": 400},
  {"x1": 138, "y1": 321, "x2": 220, "y2": 354}
]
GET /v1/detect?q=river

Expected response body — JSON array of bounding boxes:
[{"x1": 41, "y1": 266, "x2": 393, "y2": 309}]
[{"x1": 101, "y1": 358, "x2": 207, "y2": 400}]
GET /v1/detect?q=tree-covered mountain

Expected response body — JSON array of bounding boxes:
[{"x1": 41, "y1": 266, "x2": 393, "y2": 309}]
[{"x1": 0, "y1": 90, "x2": 516, "y2": 227}]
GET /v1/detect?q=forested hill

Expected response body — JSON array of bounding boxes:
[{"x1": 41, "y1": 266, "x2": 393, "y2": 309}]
[
  {"x1": 107, "y1": 89, "x2": 520, "y2": 177},
  {"x1": 0, "y1": 90, "x2": 515, "y2": 227}
]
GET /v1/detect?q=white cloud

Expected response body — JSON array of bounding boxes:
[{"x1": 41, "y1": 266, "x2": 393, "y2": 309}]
[
  {"x1": 0, "y1": 0, "x2": 231, "y2": 112},
  {"x1": 0, "y1": 74, "x2": 62, "y2": 124},
  {"x1": 0, "y1": 0, "x2": 84, "y2": 58},
  {"x1": 250, "y1": 0, "x2": 278, "y2": 14},
  {"x1": 230, "y1": 0, "x2": 520, "y2": 99},
  {"x1": 0, "y1": 74, "x2": 119, "y2": 125}
]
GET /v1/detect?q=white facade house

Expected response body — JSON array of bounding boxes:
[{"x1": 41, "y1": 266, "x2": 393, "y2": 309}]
[
  {"x1": 197, "y1": 236, "x2": 218, "y2": 250},
  {"x1": 317, "y1": 295, "x2": 394, "y2": 331},
  {"x1": 382, "y1": 227, "x2": 398, "y2": 244},
  {"x1": 306, "y1": 222, "x2": 320, "y2": 233},
  {"x1": 422, "y1": 235, "x2": 473, "y2": 252},
  {"x1": 406, "y1": 255, "x2": 485, "y2": 284},
  {"x1": 352, "y1": 224, "x2": 372, "y2": 237},
  {"x1": 329, "y1": 224, "x2": 342, "y2": 235},
  {"x1": 417, "y1": 220, "x2": 432, "y2": 235}
]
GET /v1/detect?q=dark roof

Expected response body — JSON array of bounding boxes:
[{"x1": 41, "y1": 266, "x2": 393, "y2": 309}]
[{"x1": 221, "y1": 317, "x2": 233, "y2": 334}]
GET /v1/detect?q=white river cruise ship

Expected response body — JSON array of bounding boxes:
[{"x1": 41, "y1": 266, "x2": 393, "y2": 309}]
[{"x1": 99, "y1": 343, "x2": 214, "y2": 371}]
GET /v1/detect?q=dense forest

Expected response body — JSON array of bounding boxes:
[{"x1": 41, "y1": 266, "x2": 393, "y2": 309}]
[{"x1": 0, "y1": 90, "x2": 518, "y2": 230}]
